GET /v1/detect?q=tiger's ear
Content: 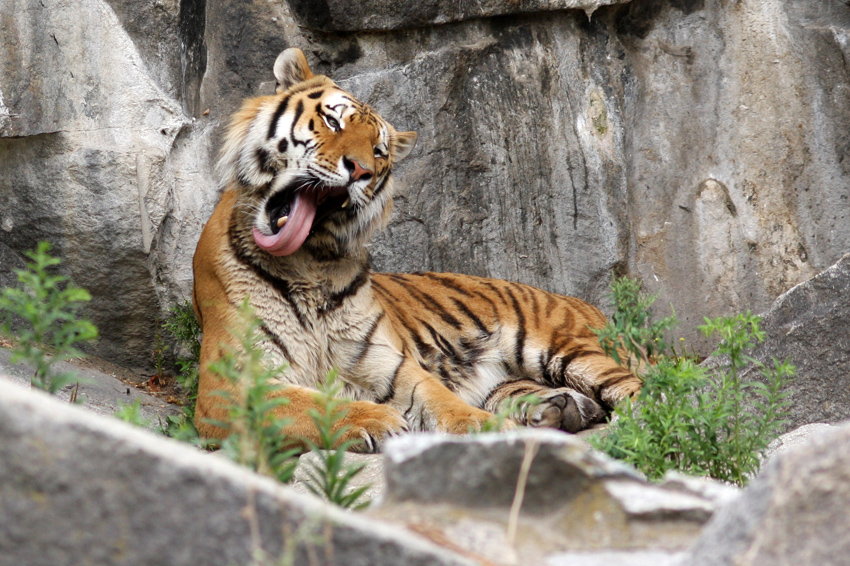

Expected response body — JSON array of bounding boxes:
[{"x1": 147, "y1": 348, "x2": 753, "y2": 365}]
[
  {"x1": 391, "y1": 131, "x2": 417, "y2": 161},
  {"x1": 273, "y1": 48, "x2": 314, "y2": 93}
]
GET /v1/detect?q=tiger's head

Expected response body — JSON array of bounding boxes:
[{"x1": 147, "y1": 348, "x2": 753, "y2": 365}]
[{"x1": 219, "y1": 48, "x2": 417, "y2": 259}]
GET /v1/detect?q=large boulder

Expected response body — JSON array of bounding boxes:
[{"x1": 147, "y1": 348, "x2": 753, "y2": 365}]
[
  {"x1": 0, "y1": 379, "x2": 476, "y2": 566},
  {"x1": 370, "y1": 430, "x2": 738, "y2": 564},
  {"x1": 701, "y1": 253, "x2": 850, "y2": 430},
  {"x1": 683, "y1": 421, "x2": 850, "y2": 566},
  {"x1": 747, "y1": 253, "x2": 850, "y2": 429}
]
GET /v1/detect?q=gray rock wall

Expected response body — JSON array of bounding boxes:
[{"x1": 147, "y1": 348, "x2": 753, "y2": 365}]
[{"x1": 1, "y1": 0, "x2": 848, "y2": 366}]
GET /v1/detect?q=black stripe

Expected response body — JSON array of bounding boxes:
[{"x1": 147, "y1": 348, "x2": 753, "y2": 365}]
[
  {"x1": 470, "y1": 289, "x2": 499, "y2": 318},
  {"x1": 480, "y1": 280, "x2": 509, "y2": 307},
  {"x1": 376, "y1": 358, "x2": 403, "y2": 404},
  {"x1": 504, "y1": 287, "x2": 526, "y2": 370},
  {"x1": 308, "y1": 118, "x2": 314, "y2": 131},
  {"x1": 227, "y1": 221, "x2": 310, "y2": 329},
  {"x1": 449, "y1": 297, "x2": 489, "y2": 335},
  {"x1": 372, "y1": 174, "x2": 390, "y2": 197},
  {"x1": 393, "y1": 278, "x2": 463, "y2": 330},
  {"x1": 320, "y1": 268, "x2": 369, "y2": 314},
  {"x1": 423, "y1": 273, "x2": 475, "y2": 298},
  {"x1": 267, "y1": 94, "x2": 291, "y2": 139},
  {"x1": 351, "y1": 313, "x2": 385, "y2": 367},
  {"x1": 528, "y1": 287, "x2": 541, "y2": 326},
  {"x1": 404, "y1": 380, "x2": 424, "y2": 420},
  {"x1": 372, "y1": 279, "x2": 436, "y2": 360},
  {"x1": 259, "y1": 322, "x2": 294, "y2": 362},
  {"x1": 307, "y1": 90, "x2": 323, "y2": 99},
  {"x1": 278, "y1": 138, "x2": 288, "y2": 153},
  {"x1": 424, "y1": 322, "x2": 463, "y2": 366},
  {"x1": 256, "y1": 147, "x2": 275, "y2": 175},
  {"x1": 558, "y1": 348, "x2": 597, "y2": 376}
]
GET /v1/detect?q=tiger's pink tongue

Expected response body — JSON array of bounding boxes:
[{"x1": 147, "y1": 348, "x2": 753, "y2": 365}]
[{"x1": 253, "y1": 191, "x2": 318, "y2": 256}]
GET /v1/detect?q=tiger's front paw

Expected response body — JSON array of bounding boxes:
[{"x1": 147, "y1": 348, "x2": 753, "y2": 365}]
[
  {"x1": 436, "y1": 406, "x2": 502, "y2": 434},
  {"x1": 338, "y1": 401, "x2": 409, "y2": 453},
  {"x1": 526, "y1": 389, "x2": 605, "y2": 433}
]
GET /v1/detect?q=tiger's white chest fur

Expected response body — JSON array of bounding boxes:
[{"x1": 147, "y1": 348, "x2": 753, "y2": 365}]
[{"x1": 220, "y1": 247, "x2": 401, "y2": 402}]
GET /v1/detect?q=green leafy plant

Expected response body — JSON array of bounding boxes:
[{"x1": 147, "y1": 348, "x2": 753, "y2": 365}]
[
  {"x1": 206, "y1": 299, "x2": 299, "y2": 483},
  {"x1": 161, "y1": 300, "x2": 203, "y2": 441},
  {"x1": 115, "y1": 399, "x2": 152, "y2": 428},
  {"x1": 0, "y1": 241, "x2": 98, "y2": 396},
  {"x1": 590, "y1": 277, "x2": 794, "y2": 486},
  {"x1": 301, "y1": 370, "x2": 372, "y2": 509},
  {"x1": 593, "y1": 276, "x2": 676, "y2": 372}
]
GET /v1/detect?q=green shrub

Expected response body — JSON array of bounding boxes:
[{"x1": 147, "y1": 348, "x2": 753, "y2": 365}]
[
  {"x1": 590, "y1": 277, "x2": 794, "y2": 486},
  {"x1": 161, "y1": 300, "x2": 203, "y2": 440},
  {"x1": 0, "y1": 241, "x2": 98, "y2": 396},
  {"x1": 300, "y1": 369, "x2": 372, "y2": 509},
  {"x1": 114, "y1": 399, "x2": 152, "y2": 428}
]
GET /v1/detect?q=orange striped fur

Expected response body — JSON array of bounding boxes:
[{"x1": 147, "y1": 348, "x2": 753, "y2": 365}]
[{"x1": 192, "y1": 48, "x2": 641, "y2": 451}]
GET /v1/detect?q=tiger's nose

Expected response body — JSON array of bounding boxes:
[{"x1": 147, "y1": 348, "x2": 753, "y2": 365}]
[{"x1": 342, "y1": 156, "x2": 373, "y2": 182}]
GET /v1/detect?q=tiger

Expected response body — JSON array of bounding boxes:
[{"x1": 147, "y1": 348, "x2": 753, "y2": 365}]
[{"x1": 192, "y1": 47, "x2": 641, "y2": 452}]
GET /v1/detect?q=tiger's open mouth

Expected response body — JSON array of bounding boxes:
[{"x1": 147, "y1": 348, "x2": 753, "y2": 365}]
[{"x1": 253, "y1": 178, "x2": 350, "y2": 256}]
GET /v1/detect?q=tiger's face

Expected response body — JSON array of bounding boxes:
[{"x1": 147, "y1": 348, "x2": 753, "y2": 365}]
[{"x1": 220, "y1": 48, "x2": 417, "y2": 258}]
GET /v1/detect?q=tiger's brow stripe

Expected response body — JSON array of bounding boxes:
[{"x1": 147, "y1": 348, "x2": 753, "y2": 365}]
[
  {"x1": 307, "y1": 90, "x2": 323, "y2": 99},
  {"x1": 290, "y1": 100, "x2": 305, "y2": 145},
  {"x1": 267, "y1": 94, "x2": 291, "y2": 139}
]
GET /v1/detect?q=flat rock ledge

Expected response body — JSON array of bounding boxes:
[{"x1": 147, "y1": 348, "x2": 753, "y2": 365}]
[{"x1": 0, "y1": 379, "x2": 476, "y2": 566}]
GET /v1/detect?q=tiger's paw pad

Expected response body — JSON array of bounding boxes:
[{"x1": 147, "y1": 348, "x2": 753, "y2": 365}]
[{"x1": 527, "y1": 389, "x2": 605, "y2": 433}]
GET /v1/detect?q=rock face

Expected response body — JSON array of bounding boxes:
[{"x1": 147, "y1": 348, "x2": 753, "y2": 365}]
[
  {"x1": 1, "y1": 0, "x2": 849, "y2": 367},
  {"x1": 683, "y1": 421, "x2": 850, "y2": 566}
]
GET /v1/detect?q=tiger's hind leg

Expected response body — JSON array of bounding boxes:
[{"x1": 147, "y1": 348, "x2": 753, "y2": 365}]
[{"x1": 483, "y1": 380, "x2": 606, "y2": 433}]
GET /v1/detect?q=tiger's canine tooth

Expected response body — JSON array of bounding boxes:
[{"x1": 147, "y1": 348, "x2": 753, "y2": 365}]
[
  {"x1": 341, "y1": 198, "x2": 350, "y2": 209},
  {"x1": 276, "y1": 215, "x2": 289, "y2": 228}
]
